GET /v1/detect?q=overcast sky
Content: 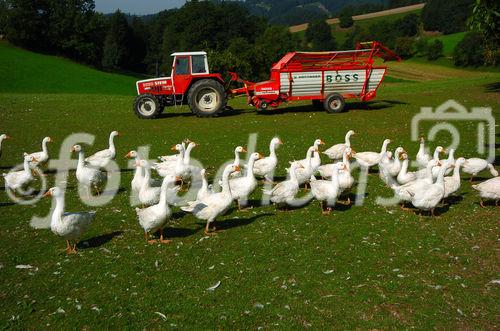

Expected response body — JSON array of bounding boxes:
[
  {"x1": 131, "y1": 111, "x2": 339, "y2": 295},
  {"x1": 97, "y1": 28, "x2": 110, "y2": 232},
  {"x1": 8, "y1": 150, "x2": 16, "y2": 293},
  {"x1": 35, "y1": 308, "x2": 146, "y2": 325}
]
[{"x1": 94, "y1": 0, "x2": 186, "y2": 15}]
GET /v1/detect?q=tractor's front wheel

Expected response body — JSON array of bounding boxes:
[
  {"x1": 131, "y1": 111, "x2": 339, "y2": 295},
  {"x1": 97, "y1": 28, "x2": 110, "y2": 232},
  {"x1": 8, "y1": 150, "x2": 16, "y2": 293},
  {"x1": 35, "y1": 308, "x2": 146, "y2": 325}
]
[
  {"x1": 324, "y1": 93, "x2": 345, "y2": 113},
  {"x1": 188, "y1": 79, "x2": 226, "y2": 117},
  {"x1": 134, "y1": 94, "x2": 163, "y2": 119}
]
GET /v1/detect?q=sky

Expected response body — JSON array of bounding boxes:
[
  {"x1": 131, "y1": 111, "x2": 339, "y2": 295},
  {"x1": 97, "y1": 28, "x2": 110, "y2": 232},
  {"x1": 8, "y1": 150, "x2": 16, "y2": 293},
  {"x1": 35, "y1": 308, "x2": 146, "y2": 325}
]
[{"x1": 94, "y1": 0, "x2": 186, "y2": 15}]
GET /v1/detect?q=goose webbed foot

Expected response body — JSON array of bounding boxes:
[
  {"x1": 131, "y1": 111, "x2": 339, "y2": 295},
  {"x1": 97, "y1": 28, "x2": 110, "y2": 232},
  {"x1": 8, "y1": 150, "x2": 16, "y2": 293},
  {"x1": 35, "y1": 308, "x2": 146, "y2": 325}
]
[
  {"x1": 479, "y1": 198, "x2": 485, "y2": 208},
  {"x1": 159, "y1": 229, "x2": 172, "y2": 244}
]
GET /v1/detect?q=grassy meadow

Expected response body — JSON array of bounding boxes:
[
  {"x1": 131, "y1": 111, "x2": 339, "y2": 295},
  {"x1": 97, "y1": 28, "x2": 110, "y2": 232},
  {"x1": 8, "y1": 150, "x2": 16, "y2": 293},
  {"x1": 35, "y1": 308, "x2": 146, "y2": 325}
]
[{"x1": 0, "y1": 41, "x2": 499, "y2": 329}]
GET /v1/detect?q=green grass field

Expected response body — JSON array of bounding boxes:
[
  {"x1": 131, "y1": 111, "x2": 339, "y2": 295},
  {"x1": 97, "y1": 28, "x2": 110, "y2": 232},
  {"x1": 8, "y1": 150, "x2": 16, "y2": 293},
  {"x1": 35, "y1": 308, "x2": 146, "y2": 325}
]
[{"x1": 0, "y1": 41, "x2": 499, "y2": 329}]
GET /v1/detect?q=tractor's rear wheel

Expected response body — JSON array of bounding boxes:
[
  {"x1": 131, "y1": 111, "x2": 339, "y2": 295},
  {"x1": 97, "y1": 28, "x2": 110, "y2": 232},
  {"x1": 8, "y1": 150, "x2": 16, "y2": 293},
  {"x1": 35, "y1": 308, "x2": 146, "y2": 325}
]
[
  {"x1": 134, "y1": 94, "x2": 163, "y2": 119},
  {"x1": 188, "y1": 79, "x2": 226, "y2": 117},
  {"x1": 324, "y1": 93, "x2": 345, "y2": 113}
]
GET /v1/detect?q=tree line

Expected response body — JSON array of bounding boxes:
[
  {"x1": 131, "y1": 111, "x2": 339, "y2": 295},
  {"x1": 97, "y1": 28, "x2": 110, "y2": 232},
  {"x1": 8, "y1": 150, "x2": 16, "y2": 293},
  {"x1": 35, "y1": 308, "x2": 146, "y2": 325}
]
[{"x1": 0, "y1": 0, "x2": 497, "y2": 80}]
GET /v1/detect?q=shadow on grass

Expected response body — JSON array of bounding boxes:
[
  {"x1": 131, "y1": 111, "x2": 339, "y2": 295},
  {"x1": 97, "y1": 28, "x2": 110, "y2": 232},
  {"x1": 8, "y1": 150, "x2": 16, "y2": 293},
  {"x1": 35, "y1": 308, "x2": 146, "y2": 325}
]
[
  {"x1": 157, "y1": 106, "x2": 243, "y2": 119},
  {"x1": 484, "y1": 82, "x2": 500, "y2": 93},
  {"x1": 0, "y1": 201, "x2": 15, "y2": 207},
  {"x1": 214, "y1": 212, "x2": 274, "y2": 231},
  {"x1": 255, "y1": 99, "x2": 407, "y2": 115},
  {"x1": 165, "y1": 226, "x2": 202, "y2": 238},
  {"x1": 79, "y1": 231, "x2": 123, "y2": 249}
]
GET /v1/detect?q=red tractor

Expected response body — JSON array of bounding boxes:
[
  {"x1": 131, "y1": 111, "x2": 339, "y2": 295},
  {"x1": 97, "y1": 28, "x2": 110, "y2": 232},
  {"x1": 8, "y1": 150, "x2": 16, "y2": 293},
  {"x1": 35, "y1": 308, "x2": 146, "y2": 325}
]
[
  {"x1": 133, "y1": 42, "x2": 400, "y2": 118},
  {"x1": 134, "y1": 51, "x2": 228, "y2": 118}
]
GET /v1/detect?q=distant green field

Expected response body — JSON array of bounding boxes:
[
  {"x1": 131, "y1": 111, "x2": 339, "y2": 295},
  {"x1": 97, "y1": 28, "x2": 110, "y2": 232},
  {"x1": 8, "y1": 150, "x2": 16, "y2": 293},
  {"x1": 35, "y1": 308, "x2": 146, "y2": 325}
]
[
  {"x1": 0, "y1": 41, "x2": 499, "y2": 330},
  {"x1": 427, "y1": 32, "x2": 467, "y2": 56},
  {"x1": 0, "y1": 41, "x2": 137, "y2": 95}
]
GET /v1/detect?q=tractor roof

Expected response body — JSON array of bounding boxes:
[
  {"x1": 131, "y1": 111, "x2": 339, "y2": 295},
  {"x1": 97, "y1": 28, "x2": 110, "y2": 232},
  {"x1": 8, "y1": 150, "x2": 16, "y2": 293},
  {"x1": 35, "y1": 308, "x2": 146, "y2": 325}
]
[{"x1": 171, "y1": 51, "x2": 207, "y2": 57}]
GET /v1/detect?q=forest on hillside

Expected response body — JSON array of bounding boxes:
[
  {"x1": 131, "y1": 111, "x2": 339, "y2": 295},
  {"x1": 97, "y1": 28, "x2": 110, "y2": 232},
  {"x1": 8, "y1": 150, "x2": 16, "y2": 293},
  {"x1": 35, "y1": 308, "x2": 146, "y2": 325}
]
[{"x1": 0, "y1": 0, "x2": 498, "y2": 81}]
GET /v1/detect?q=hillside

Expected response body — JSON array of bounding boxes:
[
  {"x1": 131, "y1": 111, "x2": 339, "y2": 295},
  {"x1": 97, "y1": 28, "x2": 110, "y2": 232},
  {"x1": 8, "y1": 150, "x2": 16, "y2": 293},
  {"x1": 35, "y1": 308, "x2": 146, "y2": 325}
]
[
  {"x1": 290, "y1": 3, "x2": 425, "y2": 33},
  {"x1": 243, "y1": 0, "x2": 388, "y2": 25},
  {"x1": 0, "y1": 41, "x2": 137, "y2": 95}
]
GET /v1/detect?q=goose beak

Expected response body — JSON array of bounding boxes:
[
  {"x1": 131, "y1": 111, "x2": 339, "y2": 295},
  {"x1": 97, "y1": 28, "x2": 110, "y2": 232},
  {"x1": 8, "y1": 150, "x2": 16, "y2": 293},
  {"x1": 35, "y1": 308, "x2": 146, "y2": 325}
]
[
  {"x1": 175, "y1": 176, "x2": 182, "y2": 181},
  {"x1": 124, "y1": 151, "x2": 132, "y2": 158},
  {"x1": 258, "y1": 153, "x2": 264, "y2": 159},
  {"x1": 48, "y1": 137, "x2": 54, "y2": 143},
  {"x1": 5, "y1": 135, "x2": 12, "y2": 139},
  {"x1": 419, "y1": 137, "x2": 424, "y2": 143},
  {"x1": 314, "y1": 148, "x2": 319, "y2": 152},
  {"x1": 184, "y1": 139, "x2": 192, "y2": 144},
  {"x1": 170, "y1": 145, "x2": 177, "y2": 151},
  {"x1": 70, "y1": 146, "x2": 75, "y2": 152},
  {"x1": 117, "y1": 132, "x2": 122, "y2": 136},
  {"x1": 437, "y1": 161, "x2": 442, "y2": 166},
  {"x1": 319, "y1": 140, "x2": 325, "y2": 145},
  {"x1": 443, "y1": 149, "x2": 448, "y2": 153},
  {"x1": 235, "y1": 165, "x2": 241, "y2": 172},
  {"x1": 278, "y1": 139, "x2": 283, "y2": 145},
  {"x1": 43, "y1": 190, "x2": 52, "y2": 198},
  {"x1": 241, "y1": 147, "x2": 247, "y2": 153}
]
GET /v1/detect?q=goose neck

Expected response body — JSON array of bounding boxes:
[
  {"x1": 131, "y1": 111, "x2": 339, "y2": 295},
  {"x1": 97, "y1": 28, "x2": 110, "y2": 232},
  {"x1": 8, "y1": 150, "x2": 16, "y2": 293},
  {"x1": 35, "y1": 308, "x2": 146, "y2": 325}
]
[
  {"x1": 108, "y1": 134, "x2": 116, "y2": 154},
  {"x1": 51, "y1": 194, "x2": 65, "y2": 228}
]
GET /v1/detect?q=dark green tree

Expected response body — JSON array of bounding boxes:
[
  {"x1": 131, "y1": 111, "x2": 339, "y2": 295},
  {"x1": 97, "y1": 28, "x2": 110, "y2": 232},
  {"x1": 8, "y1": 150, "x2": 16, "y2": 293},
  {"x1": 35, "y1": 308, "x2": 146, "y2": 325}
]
[
  {"x1": 396, "y1": 13, "x2": 420, "y2": 37},
  {"x1": 394, "y1": 37, "x2": 415, "y2": 59},
  {"x1": 453, "y1": 31, "x2": 485, "y2": 66},
  {"x1": 305, "y1": 20, "x2": 336, "y2": 51},
  {"x1": 422, "y1": 0, "x2": 474, "y2": 34},
  {"x1": 426, "y1": 39, "x2": 443, "y2": 60},
  {"x1": 101, "y1": 10, "x2": 132, "y2": 69},
  {"x1": 5, "y1": 0, "x2": 51, "y2": 51},
  {"x1": 339, "y1": 8, "x2": 354, "y2": 29},
  {"x1": 468, "y1": 0, "x2": 500, "y2": 65}
]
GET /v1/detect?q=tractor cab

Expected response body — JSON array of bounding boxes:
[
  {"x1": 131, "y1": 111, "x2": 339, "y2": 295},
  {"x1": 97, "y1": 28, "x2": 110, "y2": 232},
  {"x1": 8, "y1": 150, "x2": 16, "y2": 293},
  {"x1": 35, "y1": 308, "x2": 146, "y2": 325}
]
[{"x1": 134, "y1": 51, "x2": 227, "y2": 119}]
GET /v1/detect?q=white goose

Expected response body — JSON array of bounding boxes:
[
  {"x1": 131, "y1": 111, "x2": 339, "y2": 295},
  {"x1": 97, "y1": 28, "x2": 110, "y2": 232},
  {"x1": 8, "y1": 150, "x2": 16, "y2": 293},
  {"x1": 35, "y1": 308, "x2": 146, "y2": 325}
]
[
  {"x1": 264, "y1": 162, "x2": 302, "y2": 207},
  {"x1": 228, "y1": 152, "x2": 262, "y2": 210},
  {"x1": 463, "y1": 158, "x2": 498, "y2": 182},
  {"x1": 230, "y1": 146, "x2": 246, "y2": 178},
  {"x1": 196, "y1": 168, "x2": 212, "y2": 201},
  {"x1": 378, "y1": 151, "x2": 394, "y2": 185},
  {"x1": 293, "y1": 146, "x2": 316, "y2": 186},
  {"x1": 318, "y1": 147, "x2": 353, "y2": 180},
  {"x1": 431, "y1": 147, "x2": 449, "y2": 179},
  {"x1": 136, "y1": 174, "x2": 178, "y2": 244},
  {"x1": 416, "y1": 137, "x2": 432, "y2": 168},
  {"x1": 138, "y1": 160, "x2": 180, "y2": 206},
  {"x1": 26, "y1": 136, "x2": 53, "y2": 167},
  {"x1": 397, "y1": 153, "x2": 418, "y2": 185},
  {"x1": 153, "y1": 144, "x2": 184, "y2": 177},
  {"x1": 85, "y1": 131, "x2": 120, "y2": 168},
  {"x1": 290, "y1": 139, "x2": 325, "y2": 171},
  {"x1": 44, "y1": 186, "x2": 95, "y2": 254},
  {"x1": 0, "y1": 134, "x2": 11, "y2": 159},
  {"x1": 354, "y1": 139, "x2": 391, "y2": 169},
  {"x1": 443, "y1": 157, "x2": 466, "y2": 199},
  {"x1": 472, "y1": 177, "x2": 500, "y2": 207},
  {"x1": 310, "y1": 163, "x2": 344, "y2": 214},
  {"x1": 181, "y1": 164, "x2": 240, "y2": 234},
  {"x1": 386, "y1": 147, "x2": 406, "y2": 177},
  {"x1": 323, "y1": 130, "x2": 355, "y2": 160},
  {"x1": 125, "y1": 150, "x2": 144, "y2": 192},
  {"x1": 408, "y1": 165, "x2": 450, "y2": 216},
  {"x1": 159, "y1": 140, "x2": 188, "y2": 162},
  {"x1": 253, "y1": 137, "x2": 282, "y2": 182},
  {"x1": 391, "y1": 159, "x2": 440, "y2": 208},
  {"x1": 3, "y1": 154, "x2": 37, "y2": 192},
  {"x1": 71, "y1": 145, "x2": 106, "y2": 197}
]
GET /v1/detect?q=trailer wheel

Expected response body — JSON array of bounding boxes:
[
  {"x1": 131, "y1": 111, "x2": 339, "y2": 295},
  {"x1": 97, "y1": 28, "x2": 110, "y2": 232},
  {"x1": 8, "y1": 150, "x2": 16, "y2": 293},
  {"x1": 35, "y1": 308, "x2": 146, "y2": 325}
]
[
  {"x1": 134, "y1": 94, "x2": 163, "y2": 119},
  {"x1": 324, "y1": 93, "x2": 345, "y2": 113},
  {"x1": 188, "y1": 79, "x2": 226, "y2": 117}
]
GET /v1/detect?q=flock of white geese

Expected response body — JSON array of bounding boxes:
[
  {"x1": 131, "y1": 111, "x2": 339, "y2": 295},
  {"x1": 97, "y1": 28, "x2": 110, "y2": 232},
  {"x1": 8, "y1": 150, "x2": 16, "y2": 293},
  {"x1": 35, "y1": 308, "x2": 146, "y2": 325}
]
[{"x1": 0, "y1": 131, "x2": 498, "y2": 254}]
